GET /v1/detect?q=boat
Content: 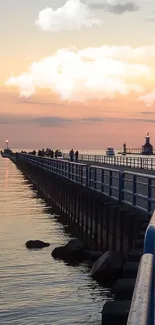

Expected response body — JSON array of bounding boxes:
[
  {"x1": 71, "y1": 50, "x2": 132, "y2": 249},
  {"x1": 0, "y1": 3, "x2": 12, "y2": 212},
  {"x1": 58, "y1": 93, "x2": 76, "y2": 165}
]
[{"x1": 105, "y1": 146, "x2": 115, "y2": 156}]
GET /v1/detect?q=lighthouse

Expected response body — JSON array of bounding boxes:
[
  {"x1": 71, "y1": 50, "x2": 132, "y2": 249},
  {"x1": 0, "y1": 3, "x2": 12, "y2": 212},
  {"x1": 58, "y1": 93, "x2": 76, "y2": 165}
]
[
  {"x1": 123, "y1": 142, "x2": 127, "y2": 155},
  {"x1": 142, "y1": 132, "x2": 153, "y2": 155}
]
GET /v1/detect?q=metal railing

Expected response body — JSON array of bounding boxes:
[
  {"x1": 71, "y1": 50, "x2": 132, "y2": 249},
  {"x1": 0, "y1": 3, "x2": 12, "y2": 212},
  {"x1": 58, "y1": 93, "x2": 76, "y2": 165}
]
[
  {"x1": 18, "y1": 154, "x2": 89, "y2": 187},
  {"x1": 127, "y1": 210, "x2": 155, "y2": 325},
  {"x1": 63, "y1": 153, "x2": 155, "y2": 171},
  {"x1": 16, "y1": 153, "x2": 155, "y2": 215},
  {"x1": 126, "y1": 254, "x2": 153, "y2": 325}
]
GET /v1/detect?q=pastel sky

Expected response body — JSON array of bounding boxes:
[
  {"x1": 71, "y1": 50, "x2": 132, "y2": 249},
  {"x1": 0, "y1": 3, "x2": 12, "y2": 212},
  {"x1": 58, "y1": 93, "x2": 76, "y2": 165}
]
[{"x1": 1, "y1": 0, "x2": 155, "y2": 150}]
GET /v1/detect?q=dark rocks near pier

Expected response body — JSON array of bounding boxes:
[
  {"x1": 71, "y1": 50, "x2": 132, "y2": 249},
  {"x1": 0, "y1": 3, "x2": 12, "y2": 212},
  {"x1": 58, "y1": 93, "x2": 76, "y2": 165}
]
[
  {"x1": 52, "y1": 238, "x2": 104, "y2": 263},
  {"x1": 91, "y1": 250, "x2": 124, "y2": 283},
  {"x1": 51, "y1": 239, "x2": 86, "y2": 261},
  {"x1": 25, "y1": 240, "x2": 50, "y2": 249}
]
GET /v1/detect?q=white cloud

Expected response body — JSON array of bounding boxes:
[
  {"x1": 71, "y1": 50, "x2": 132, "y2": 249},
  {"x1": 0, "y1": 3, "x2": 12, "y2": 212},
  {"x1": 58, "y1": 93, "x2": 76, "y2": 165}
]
[
  {"x1": 5, "y1": 45, "x2": 153, "y2": 102},
  {"x1": 147, "y1": 16, "x2": 155, "y2": 23},
  {"x1": 82, "y1": 0, "x2": 139, "y2": 13},
  {"x1": 35, "y1": 0, "x2": 102, "y2": 32},
  {"x1": 78, "y1": 45, "x2": 155, "y2": 61},
  {"x1": 139, "y1": 90, "x2": 155, "y2": 107}
]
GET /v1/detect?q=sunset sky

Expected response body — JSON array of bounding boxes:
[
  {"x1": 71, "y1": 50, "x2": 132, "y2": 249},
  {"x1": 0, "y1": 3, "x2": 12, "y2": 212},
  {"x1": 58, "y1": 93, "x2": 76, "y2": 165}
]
[{"x1": 1, "y1": 0, "x2": 155, "y2": 150}]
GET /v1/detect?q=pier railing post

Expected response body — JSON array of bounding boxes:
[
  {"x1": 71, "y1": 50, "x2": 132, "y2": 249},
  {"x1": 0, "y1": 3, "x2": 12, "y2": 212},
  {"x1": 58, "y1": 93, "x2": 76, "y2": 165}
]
[
  {"x1": 151, "y1": 158, "x2": 153, "y2": 170},
  {"x1": 94, "y1": 167, "x2": 97, "y2": 190},
  {"x1": 148, "y1": 178, "x2": 152, "y2": 214},
  {"x1": 68, "y1": 162, "x2": 71, "y2": 180},
  {"x1": 80, "y1": 165, "x2": 83, "y2": 185},
  {"x1": 133, "y1": 175, "x2": 137, "y2": 206},
  {"x1": 109, "y1": 170, "x2": 112, "y2": 197},
  {"x1": 119, "y1": 171, "x2": 124, "y2": 202},
  {"x1": 140, "y1": 158, "x2": 143, "y2": 169},
  {"x1": 89, "y1": 166, "x2": 92, "y2": 188},
  {"x1": 76, "y1": 164, "x2": 78, "y2": 183},
  {"x1": 101, "y1": 169, "x2": 104, "y2": 193},
  {"x1": 85, "y1": 165, "x2": 89, "y2": 187}
]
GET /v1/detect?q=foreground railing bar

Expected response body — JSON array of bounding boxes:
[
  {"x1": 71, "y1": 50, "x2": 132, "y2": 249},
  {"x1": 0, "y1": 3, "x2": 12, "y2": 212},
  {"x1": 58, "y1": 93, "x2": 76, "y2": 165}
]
[
  {"x1": 121, "y1": 200, "x2": 149, "y2": 213},
  {"x1": 91, "y1": 165, "x2": 121, "y2": 173},
  {"x1": 39, "y1": 156, "x2": 87, "y2": 167},
  {"x1": 126, "y1": 254, "x2": 153, "y2": 325},
  {"x1": 94, "y1": 189, "x2": 119, "y2": 200},
  {"x1": 123, "y1": 190, "x2": 150, "y2": 202},
  {"x1": 123, "y1": 170, "x2": 155, "y2": 179}
]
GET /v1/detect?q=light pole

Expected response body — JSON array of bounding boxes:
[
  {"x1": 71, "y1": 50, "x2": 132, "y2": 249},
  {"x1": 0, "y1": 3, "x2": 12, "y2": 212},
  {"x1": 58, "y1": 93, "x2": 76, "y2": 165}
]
[{"x1": 6, "y1": 140, "x2": 9, "y2": 149}]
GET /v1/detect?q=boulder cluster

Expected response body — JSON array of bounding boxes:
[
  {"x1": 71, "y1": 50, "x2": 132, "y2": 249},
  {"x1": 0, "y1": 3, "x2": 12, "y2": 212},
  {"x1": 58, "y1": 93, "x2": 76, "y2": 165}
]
[{"x1": 25, "y1": 238, "x2": 123, "y2": 282}]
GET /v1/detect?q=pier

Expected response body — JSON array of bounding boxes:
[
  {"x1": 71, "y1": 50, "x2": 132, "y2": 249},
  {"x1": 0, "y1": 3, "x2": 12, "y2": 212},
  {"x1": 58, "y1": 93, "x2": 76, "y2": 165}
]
[{"x1": 5, "y1": 152, "x2": 155, "y2": 325}]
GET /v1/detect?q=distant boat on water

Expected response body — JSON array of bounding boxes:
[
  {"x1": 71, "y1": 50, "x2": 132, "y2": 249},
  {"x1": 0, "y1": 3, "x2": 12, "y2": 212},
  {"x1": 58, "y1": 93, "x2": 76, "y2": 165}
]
[{"x1": 105, "y1": 146, "x2": 115, "y2": 156}]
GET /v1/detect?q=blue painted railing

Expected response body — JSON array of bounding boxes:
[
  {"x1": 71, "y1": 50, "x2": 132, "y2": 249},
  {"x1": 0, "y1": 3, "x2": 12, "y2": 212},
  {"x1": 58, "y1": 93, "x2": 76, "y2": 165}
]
[
  {"x1": 16, "y1": 153, "x2": 155, "y2": 215},
  {"x1": 127, "y1": 210, "x2": 155, "y2": 325},
  {"x1": 63, "y1": 153, "x2": 155, "y2": 171}
]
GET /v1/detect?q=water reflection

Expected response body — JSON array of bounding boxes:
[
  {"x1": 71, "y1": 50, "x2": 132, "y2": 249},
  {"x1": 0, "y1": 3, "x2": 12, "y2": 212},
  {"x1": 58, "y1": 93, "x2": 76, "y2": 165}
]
[{"x1": 4, "y1": 159, "x2": 9, "y2": 188}]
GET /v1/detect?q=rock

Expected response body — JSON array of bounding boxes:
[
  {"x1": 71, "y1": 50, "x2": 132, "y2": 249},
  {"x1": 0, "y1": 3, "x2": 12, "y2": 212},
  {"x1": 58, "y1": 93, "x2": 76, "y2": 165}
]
[
  {"x1": 51, "y1": 239, "x2": 85, "y2": 261},
  {"x1": 91, "y1": 250, "x2": 123, "y2": 282},
  {"x1": 84, "y1": 250, "x2": 103, "y2": 262},
  {"x1": 52, "y1": 246, "x2": 67, "y2": 259},
  {"x1": 26, "y1": 240, "x2": 50, "y2": 249},
  {"x1": 65, "y1": 239, "x2": 85, "y2": 252}
]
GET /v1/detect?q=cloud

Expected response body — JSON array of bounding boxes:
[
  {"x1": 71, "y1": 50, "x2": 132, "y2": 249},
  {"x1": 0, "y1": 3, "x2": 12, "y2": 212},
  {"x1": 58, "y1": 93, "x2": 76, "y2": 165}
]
[
  {"x1": 35, "y1": 0, "x2": 102, "y2": 32},
  {"x1": 2, "y1": 114, "x2": 155, "y2": 127},
  {"x1": 33, "y1": 116, "x2": 71, "y2": 127},
  {"x1": 78, "y1": 45, "x2": 155, "y2": 61},
  {"x1": 140, "y1": 111, "x2": 155, "y2": 115},
  {"x1": 139, "y1": 90, "x2": 155, "y2": 107},
  {"x1": 147, "y1": 16, "x2": 155, "y2": 23},
  {"x1": 21, "y1": 99, "x2": 67, "y2": 107},
  {"x1": 82, "y1": 0, "x2": 139, "y2": 13},
  {"x1": 146, "y1": 6, "x2": 155, "y2": 23},
  {"x1": 5, "y1": 45, "x2": 153, "y2": 102},
  {"x1": 0, "y1": 114, "x2": 72, "y2": 127}
]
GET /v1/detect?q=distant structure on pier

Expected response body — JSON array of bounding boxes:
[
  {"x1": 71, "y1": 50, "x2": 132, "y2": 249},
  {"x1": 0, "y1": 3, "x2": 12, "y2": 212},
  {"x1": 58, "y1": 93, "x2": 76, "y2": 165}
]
[
  {"x1": 142, "y1": 132, "x2": 153, "y2": 155},
  {"x1": 123, "y1": 142, "x2": 127, "y2": 155}
]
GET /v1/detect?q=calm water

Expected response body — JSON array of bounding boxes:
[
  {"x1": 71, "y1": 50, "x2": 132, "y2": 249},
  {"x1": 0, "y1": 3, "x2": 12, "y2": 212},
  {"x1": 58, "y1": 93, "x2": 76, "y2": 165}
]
[{"x1": 0, "y1": 156, "x2": 111, "y2": 325}]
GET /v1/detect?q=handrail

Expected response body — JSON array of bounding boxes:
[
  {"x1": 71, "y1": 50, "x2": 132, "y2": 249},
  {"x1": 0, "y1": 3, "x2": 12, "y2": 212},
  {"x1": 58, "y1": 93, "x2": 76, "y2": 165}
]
[
  {"x1": 40, "y1": 156, "x2": 87, "y2": 167},
  {"x1": 123, "y1": 170, "x2": 155, "y2": 179},
  {"x1": 127, "y1": 210, "x2": 155, "y2": 325},
  {"x1": 90, "y1": 164, "x2": 121, "y2": 173},
  {"x1": 62, "y1": 153, "x2": 155, "y2": 171},
  {"x1": 126, "y1": 254, "x2": 153, "y2": 325},
  {"x1": 15, "y1": 153, "x2": 155, "y2": 215},
  {"x1": 144, "y1": 211, "x2": 155, "y2": 254}
]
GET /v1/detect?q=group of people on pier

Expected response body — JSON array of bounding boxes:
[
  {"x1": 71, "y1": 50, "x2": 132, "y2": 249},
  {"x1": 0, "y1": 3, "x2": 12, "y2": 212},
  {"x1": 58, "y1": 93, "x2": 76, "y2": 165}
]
[
  {"x1": 37, "y1": 148, "x2": 63, "y2": 158},
  {"x1": 24, "y1": 148, "x2": 79, "y2": 162},
  {"x1": 69, "y1": 149, "x2": 79, "y2": 162}
]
